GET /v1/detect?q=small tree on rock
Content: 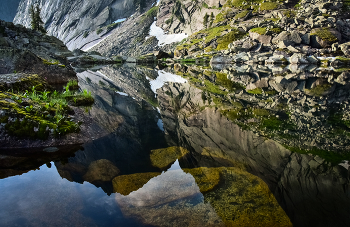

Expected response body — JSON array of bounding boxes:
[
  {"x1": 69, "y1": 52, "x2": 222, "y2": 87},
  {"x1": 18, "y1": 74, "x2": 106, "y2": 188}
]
[
  {"x1": 29, "y1": 4, "x2": 46, "y2": 33},
  {"x1": 203, "y1": 13, "x2": 209, "y2": 29}
]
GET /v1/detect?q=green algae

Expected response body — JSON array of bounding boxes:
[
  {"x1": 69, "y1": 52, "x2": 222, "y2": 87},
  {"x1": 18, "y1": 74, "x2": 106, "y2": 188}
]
[
  {"x1": 150, "y1": 146, "x2": 189, "y2": 169},
  {"x1": 186, "y1": 167, "x2": 293, "y2": 227},
  {"x1": 112, "y1": 172, "x2": 161, "y2": 196}
]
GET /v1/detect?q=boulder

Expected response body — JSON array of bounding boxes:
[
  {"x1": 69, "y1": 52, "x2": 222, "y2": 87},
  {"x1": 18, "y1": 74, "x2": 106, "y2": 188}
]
[
  {"x1": 154, "y1": 50, "x2": 171, "y2": 59},
  {"x1": 310, "y1": 28, "x2": 341, "y2": 48},
  {"x1": 301, "y1": 33, "x2": 310, "y2": 45},
  {"x1": 210, "y1": 55, "x2": 233, "y2": 64},
  {"x1": 289, "y1": 53, "x2": 309, "y2": 64},
  {"x1": 249, "y1": 31, "x2": 272, "y2": 45},
  {"x1": 174, "y1": 49, "x2": 188, "y2": 58},
  {"x1": 339, "y1": 42, "x2": 350, "y2": 57},
  {"x1": 272, "y1": 31, "x2": 298, "y2": 46}
]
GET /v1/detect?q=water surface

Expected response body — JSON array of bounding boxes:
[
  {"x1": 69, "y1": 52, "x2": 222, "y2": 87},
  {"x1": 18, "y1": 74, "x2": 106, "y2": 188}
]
[{"x1": 0, "y1": 64, "x2": 349, "y2": 227}]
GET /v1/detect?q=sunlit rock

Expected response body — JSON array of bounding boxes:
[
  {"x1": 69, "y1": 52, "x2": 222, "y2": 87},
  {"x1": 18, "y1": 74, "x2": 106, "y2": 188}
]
[
  {"x1": 150, "y1": 146, "x2": 189, "y2": 169},
  {"x1": 112, "y1": 172, "x2": 161, "y2": 196}
]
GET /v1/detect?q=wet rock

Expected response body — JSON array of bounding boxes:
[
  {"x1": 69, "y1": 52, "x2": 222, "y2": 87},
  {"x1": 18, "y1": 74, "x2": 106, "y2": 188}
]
[
  {"x1": 83, "y1": 159, "x2": 120, "y2": 182},
  {"x1": 150, "y1": 146, "x2": 189, "y2": 169},
  {"x1": 289, "y1": 53, "x2": 309, "y2": 64},
  {"x1": 113, "y1": 172, "x2": 161, "y2": 196}
]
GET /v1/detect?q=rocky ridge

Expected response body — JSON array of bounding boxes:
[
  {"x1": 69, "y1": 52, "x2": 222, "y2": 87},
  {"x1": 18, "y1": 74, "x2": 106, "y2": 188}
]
[{"x1": 13, "y1": 0, "x2": 157, "y2": 50}]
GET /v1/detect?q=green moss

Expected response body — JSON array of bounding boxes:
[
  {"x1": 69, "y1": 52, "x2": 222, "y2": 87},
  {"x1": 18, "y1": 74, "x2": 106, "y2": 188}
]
[
  {"x1": 311, "y1": 28, "x2": 338, "y2": 42},
  {"x1": 283, "y1": 10, "x2": 296, "y2": 18},
  {"x1": 250, "y1": 27, "x2": 266, "y2": 35},
  {"x1": 216, "y1": 29, "x2": 246, "y2": 50},
  {"x1": 336, "y1": 56, "x2": 350, "y2": 64},
  {"x1": 286, "y1": 146, "x2": 350, "y2": 165},
  {"x1": 270, "y1": 27, "x2": 282, "y2": 34},
  {"x1": 0, "y1": 80, "x2": 94, "y2": 140},
  {"x1": 215, "y1": 12, "x2": 225, "y2": 23},
  {"x1": 247, "y1": 87, "x2": 263, "y2": 94},
  {"x1": 234, "y1": 10, "x2": 249, "y2": 19},
  {"x1": 146, "y1": 6, "x2": 158, "y2": 17},
  {"x1": 96, "y1": 28, "x2": 103, "y2": 35},
  {"x1": 306, "y1": 83, "x2": 332, "y2": 96},
  {"x1": 42, "y1": 59, "x2": 65, "y2": 68},
  {"x1": 204, "y1": 80, "x2": 228, "y2": 95},
  {"x1": 259, "y1": 2, "x2": 279, "y2": 11}
]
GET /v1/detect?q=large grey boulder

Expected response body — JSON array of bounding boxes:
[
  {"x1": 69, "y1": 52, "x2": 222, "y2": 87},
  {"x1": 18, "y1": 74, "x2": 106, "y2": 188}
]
[
  {"x1": 339, "y1": 42, "x2": 350, "y2": 57},
  {"x1": 272, "y1": 31, "x2": 302, "y2": 46},
  {"x1": 310, "y1": 28, "x2": 342, "y2": 48}
]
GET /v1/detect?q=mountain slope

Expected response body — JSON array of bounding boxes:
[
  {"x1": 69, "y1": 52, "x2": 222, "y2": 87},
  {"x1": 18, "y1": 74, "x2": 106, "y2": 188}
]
[{"x1": 13, "y1": 0, "x2": 156, "y2": 50}]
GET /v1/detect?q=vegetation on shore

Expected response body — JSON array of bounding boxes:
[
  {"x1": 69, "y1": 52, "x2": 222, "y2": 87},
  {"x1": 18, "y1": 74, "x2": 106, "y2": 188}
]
[{"x1": 0, "y1": 79, "x2": 94, "y2": 140}]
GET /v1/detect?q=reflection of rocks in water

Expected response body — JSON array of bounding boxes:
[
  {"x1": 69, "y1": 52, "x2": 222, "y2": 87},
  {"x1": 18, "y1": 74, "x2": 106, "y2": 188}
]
[
  {"x1": 115, "y1": 169, "x2": 224, "y2": 227},
  {"x1": 55, "y1": 69, "x2": 167, "y2": 195},
  {"x1": 83, "y1": 159, "x2": 120, "y2": 182},
  {"x1": 157, "y1": 80, "x2": 350, "y2": 227},
  {"x1": 150, "y1": 146, "x2": 189, "y2": 169},
  {"x1": 0, "y1": 145, "x2": 81, "y2": 179},
  {"x1": 112, "y1": 172, "x2": 161, "y2": 196},
  {"x1": 168, "y1": 64, "x2": 350, "y2": 153},
  {"x1": 185, "y1": 167, "x2": 292, "y2": 227}
]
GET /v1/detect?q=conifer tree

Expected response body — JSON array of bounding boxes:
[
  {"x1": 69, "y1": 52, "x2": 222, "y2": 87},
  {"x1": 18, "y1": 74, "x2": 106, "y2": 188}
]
[
  {"x1": 209, "y1": 12, "x2": 214, "y2": 27},
  {"x1": 29, "y1": 4, "x2": 46, "y2": 33},
  {"x1": 203, "y1": 13, "x2": 209, "y2": 29}
]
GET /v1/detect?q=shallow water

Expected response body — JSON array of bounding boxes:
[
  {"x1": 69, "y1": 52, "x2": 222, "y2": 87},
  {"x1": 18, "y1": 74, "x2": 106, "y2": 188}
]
[{"x1": 0, "y1": 64, "x2": 349, "y2": 227}]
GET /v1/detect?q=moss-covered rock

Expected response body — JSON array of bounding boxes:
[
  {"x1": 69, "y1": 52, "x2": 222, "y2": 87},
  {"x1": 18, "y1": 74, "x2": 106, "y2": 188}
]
[
  {"x1": 150, "y1": 146, "x2": 189, "y2": 169},
  {"x1": 186, "y1": 167, "x2": 293, "y2": 227},
  {"x1": 310, "y1": 28, "x2": 341, "y2": 48},
  {"x1": 112, "y1": 172, "x2": 161, "y2": 195}
]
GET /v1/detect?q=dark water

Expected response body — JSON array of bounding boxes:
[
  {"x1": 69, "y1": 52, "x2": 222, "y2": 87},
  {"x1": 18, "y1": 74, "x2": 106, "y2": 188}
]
[{"x1": 0, "y1": 63, "x2": 349, "y2": 227}]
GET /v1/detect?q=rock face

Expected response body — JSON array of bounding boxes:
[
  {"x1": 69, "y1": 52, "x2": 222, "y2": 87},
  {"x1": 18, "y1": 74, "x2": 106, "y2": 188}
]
[
  {"x1": 13, "y1": 0, "x2": 156, "y2": 50},
  {"x1": 0, "y1": 0, "x2": 21, "y2": 22},
  {"x1": 0, "y1": 20, "x2": 76, "y2": 84}
]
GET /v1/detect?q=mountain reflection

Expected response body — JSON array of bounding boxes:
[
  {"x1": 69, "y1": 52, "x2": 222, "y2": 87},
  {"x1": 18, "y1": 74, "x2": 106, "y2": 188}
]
[{"x1": 0, "y1": 64, "x2": 349, "y2": 227}]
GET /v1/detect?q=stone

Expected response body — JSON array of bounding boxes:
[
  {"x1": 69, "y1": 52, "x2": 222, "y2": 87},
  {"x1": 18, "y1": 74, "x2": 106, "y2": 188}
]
[
  {"x1": 290, "y1": 31, "x2": 302, "y2": 44},
  {"x1": 153, "y1": 50, "x2": 170, "y2": 59},
  {"x1": 272, "y1": 31, "x2": 295, "y2": 46},
  {"x1": 306, "y1": 55, "x2": 319, "y2": 64},
  {"x1": 83, "y1": 159, "x2": 120, "y2": 182},
  {"x1": 289, "y1": 53, "x2": 309, "y2": 64},
  {"x1": 310, "y1": 28, "x2": 342, "y2": 48},
  {"x1": 339, "y1": 42, "x2": 350, "y2": 57}
]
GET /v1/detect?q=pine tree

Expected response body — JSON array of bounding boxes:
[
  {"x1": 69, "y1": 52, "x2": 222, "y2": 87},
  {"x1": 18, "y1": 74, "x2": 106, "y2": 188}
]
[
  {"x1": 209, "y1": 12, "x2": 214, "y2": 27},
  {"x1": 203, "y1": 13, "x2": 209, "y2": 29},
  {"x1": 29, "y1": 4, "x2": 46, "y2": 33},
  {"x1": 29, "y1": 4, "x2": 37, "y2": 31}
]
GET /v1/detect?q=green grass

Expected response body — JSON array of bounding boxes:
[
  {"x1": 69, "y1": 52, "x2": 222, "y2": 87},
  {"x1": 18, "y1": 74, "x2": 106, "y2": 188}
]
[
  {"x1": 311, "y1": 28, "x2": 338, "y2": 42},
  {"x1": 306, "y1": 84, "x2": 332, "y2": 96},
  {"x1": 286, "y1": 146, "x2": 350, "y2": 165},
  {"x1": 216, "y1": 29, "x2": 246, "y2": 50},
  {"x1": 283, "y1": 10, "x2": 296, "y2": 18},
  {"x1": 259, "y1": 2, "x2": 278, "y2": 11},
  {"x1": 247, "y1": 87, "x2": 263, "y2": 94},
  {"x1": 146, "y1": 6, "x2": 158, "y2": 17},
  {"x1": 250, "y1": 27, "x2": 266, "y2": 35},
  {"x1": 42, "y1": 59, "x2": 65, "y2": 68},
  {"x1": 96, "y1": 28, "x2": 103, "y2": 35},
  {"x1": 0, "y1": 82, "x2": 94, "y2": 140},
  {"x1": 234, "y1": 10, "x2": 249, "y2": 19}
]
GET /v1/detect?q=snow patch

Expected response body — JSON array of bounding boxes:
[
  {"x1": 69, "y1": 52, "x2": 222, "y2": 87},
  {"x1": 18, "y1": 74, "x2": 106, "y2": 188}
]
[
  {"x1": 113, "y1": 18, "x2": 126, "y2": 23},
  {"x1": 116, "y1": 91, "x2": 129, "y2": 96},
  {"x1": 157, "y1": 119, "x2": 164, "y2": 132},
  {"x1": 148, "y1": 22, "x2": 188, "y2": 46}
]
